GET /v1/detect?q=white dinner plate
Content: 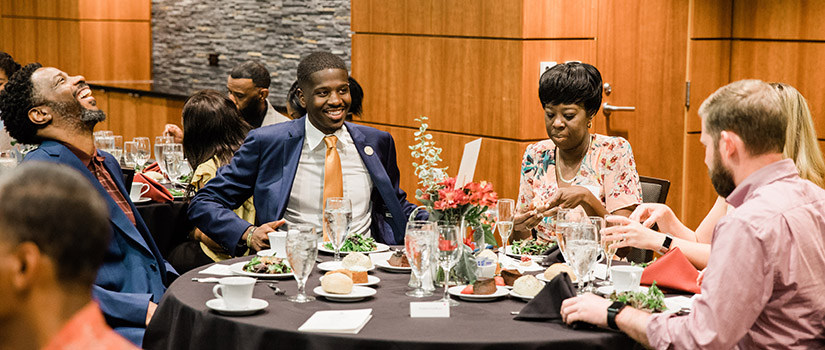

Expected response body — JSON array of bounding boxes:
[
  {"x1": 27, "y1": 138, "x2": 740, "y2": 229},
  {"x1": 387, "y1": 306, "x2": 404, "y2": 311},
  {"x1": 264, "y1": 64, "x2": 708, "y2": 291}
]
[
  {"x1": 373, "y1": 259, "x2": 412, "y2": 273},
  {"x1": 319, "y1": 274, "x2": 380, "y2": 287},
  {"x1": 318, "y1": 242, "x2": 390, "y2": 255},
  {"x1": 596, "y1": 285, "x2": 649, "y2": 295},
  {"x1": 132, "y1": 197, "x2": 151, "y2": 204},
  {"x1": 256, "y1": 249, "x2": 290, "y2": 258},
  {"x1": 206, "y1": 298, "x2": 268, "y2": 316},
  {"x1": 313, "y1": 286, "x2": 376, "y2": 302},
  {"x1": 509, "y1": 289, "x2": 539, "y2": 301},
  {"x1": 316, "y1": 260, "x2": 375, "y2": 272},
  {"x1": 448, "y1": 285, "x2": 509, "y2": 301},
  {"x1": 504, "y1": 245, "x2": 553, "y2": 260},
  {"x1": 228, "y1": 261, "x2": 293, "y2": 279}
]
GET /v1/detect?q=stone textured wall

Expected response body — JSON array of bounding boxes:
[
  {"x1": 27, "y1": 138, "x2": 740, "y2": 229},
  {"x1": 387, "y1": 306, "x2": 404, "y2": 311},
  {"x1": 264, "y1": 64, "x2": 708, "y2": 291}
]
[{"x1": 151, "y1": 0, "x2": 351, "y2": 105}]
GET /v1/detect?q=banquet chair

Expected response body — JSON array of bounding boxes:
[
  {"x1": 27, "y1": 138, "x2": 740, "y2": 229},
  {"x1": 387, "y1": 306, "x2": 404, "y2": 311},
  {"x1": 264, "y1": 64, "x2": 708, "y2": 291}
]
[
  {"x1": 624, "y1": 175, "x2": 671, "y2": 263},
  {"x1": 121, "y1": 167, "x2": 135, "y2": 190}
]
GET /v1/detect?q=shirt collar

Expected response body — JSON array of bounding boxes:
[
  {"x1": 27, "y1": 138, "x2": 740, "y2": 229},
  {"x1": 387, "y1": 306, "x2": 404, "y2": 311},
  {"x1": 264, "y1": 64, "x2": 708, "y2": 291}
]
[
  {"x1": 725, "y1": 158, "x2": 798, "y2": 208},
  {"x1": 59, "y1": 141, "x2": 104, "y2": 167},
  {"x1": 304, "y1": 117, "x2": 348, "y2": 151}
]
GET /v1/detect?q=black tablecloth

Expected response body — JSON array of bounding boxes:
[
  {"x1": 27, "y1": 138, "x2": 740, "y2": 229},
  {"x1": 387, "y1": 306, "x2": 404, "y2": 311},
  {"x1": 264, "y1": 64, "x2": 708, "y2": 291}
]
[
  {"x1": 135, "y1": 199, "x2": 192, "y2": 257},
  {"x1": 144, "y1": 255, "x2": 638, "y2": 350}
]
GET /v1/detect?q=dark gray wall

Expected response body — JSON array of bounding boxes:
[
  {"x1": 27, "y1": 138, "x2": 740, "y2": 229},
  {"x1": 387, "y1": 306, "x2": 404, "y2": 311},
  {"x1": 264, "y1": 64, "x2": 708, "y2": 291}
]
[{"x1": 151, "y1": 0, "x2": 352, "y2": 105}]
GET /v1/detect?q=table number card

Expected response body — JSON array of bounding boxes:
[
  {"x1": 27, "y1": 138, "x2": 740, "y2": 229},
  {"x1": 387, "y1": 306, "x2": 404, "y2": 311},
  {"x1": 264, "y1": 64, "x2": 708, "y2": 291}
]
[
  {"x1": 410, "y1": 301, "x2": 450, "y2": 318},
  {"x1": 455, "y1": 138, "x2": 482, "y2": 188}
]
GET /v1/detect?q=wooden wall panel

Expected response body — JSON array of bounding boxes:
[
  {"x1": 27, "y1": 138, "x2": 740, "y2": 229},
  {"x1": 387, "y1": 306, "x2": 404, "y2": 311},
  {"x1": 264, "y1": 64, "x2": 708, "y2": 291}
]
[
  {"x1": 682, "y1": 133, "x2": 717, "y2": 229},
  {"x1": 97, "y1": 91, "x2": 183, "y2": 141},
  {"x1": 730, "y1": 41, "x2": 825, "y2": 137},
  {"x1": 691, "y1": 0, "x2": 732, "y2": 38},
  {"x1": 687, "y1": 40, "x2": 730, "y2": 132},
  {"x1": 78, "y1": 0, "x2": 150, "y2": 21},
  {"x1": 360, "y1": 122, "x2": 530, "y2": 205},
  {"x1": 521, "y1": 0, "x2": 596, "y2": 38},
  {"x1": 79, "y1": 21, "x2": 151, "y2": 81},
  {"x1": 3, "y1": 18, "x2": 38, "y2": 64},
  {"x1": 732, "y1": 0, "x2": 825, "y2": 40}
]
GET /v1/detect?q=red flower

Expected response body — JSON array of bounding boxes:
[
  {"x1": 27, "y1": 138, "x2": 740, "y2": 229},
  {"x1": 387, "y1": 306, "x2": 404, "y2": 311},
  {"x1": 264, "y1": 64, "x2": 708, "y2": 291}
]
[
  {"x1": 438, "y1": 239, "x2": 457, "y2": 251},
  {"x1": 463, "y1": 237, "x2": 476, "y2": 251}
]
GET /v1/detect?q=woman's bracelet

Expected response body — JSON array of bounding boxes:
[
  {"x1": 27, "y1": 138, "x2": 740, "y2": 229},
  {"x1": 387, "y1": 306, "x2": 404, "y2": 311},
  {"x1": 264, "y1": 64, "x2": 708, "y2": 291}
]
[{"x1": 246, "y1": 225, "x2": 257, "y2": 248}]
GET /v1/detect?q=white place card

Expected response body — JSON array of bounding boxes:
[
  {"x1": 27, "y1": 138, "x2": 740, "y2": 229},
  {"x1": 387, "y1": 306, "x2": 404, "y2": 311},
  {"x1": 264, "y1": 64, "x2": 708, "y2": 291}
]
[
  {"x1": 410, "y1": 301, "x2": 450, "y2": 318},
  {"x1": 198, "y1": 263, "x2": 233, "y2": 276},
  {"x1": 455, "y1": 138, "x2": 482, "y2": 188},
  {"x1": 298, "y1": 309, "x2": 373, "y2": 334}
]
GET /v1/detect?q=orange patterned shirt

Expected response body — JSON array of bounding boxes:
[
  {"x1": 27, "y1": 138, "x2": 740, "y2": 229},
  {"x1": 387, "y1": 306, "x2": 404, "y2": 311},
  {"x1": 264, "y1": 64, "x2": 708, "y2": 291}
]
[{"x1": 41, "y1": 302, "x2": 138, "y2": 350}]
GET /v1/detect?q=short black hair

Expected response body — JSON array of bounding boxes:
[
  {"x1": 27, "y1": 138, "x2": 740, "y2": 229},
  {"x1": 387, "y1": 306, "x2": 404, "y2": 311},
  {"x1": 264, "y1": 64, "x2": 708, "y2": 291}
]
[
  {"x1": 0, "y1": 63, "x2": 45, "y2": 144},
  {"x1": 0, "y1": 162, "x2": 110, "y2": 287},
  {"x1": 348, "y1": 76, "x2": 363, "y2": 118},
  {"x1": 538, "y1": 62, "x2": 603, "y2": 117},
  {"x1": 0, "y1": 51, "x2": 21, "y2": 78},
  {"x1": 229, "y1": 61, "x2": 271, "y2": 89},
  {"x1": 296, "y1": 52, "x2": 347, "y2": 89},
  {"x1": 286, "y1": 80, "x2": 305, "y2": 118}
]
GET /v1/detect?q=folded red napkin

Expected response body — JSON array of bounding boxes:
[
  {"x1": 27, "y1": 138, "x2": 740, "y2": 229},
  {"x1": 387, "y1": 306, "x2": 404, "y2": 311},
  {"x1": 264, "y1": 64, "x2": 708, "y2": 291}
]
[
  {"x1": 640, "y1": 247, "x2": 701, "y2": 294},
  {"x1": 143, "y1": 161, "x2": 161, "y2": 173},
  {"x1": 133, "y1": 173, "x2": 173, "y2": 203}
]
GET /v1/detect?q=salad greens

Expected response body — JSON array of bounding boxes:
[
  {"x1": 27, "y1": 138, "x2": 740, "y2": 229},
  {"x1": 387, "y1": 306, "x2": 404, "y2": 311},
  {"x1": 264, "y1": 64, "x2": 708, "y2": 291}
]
[
  {"x1": 243, "y1": 256, "x2": 291, "y2": 274},
  {"x1": 609, "y1": 282, "x2": 666, "y2": 313},
  {"x1": 169, "y1": 188, "x2": 185, "y2": 197},
  {"x1": 323, "y1": 232, "x2": 377, "y2": 252},
  {"x1": 510, "y1": 239, "x2": 555, "y2": 255}
]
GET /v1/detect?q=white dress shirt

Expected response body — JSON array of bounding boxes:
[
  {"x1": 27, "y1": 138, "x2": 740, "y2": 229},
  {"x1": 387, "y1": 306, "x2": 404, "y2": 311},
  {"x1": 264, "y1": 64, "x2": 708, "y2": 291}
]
[{"x1": 283, "y1": 119, "x2": 373, "y2": 235}]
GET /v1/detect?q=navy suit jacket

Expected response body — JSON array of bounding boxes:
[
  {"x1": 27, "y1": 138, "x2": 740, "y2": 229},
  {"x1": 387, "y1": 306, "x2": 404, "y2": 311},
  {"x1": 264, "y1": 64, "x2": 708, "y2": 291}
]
[
  {"x1": 25, "y1": 141, "x2": 177, "y2": 346},
  {"x1": 189, "y1": 118, "x2": 424, "y2": 251}
]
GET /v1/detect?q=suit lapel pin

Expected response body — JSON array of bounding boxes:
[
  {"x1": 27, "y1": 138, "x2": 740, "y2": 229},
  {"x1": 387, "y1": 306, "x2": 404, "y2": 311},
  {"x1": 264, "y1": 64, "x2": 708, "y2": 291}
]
[{"x1": 364, "y1": 146, "x2": 374, "y2": 156}]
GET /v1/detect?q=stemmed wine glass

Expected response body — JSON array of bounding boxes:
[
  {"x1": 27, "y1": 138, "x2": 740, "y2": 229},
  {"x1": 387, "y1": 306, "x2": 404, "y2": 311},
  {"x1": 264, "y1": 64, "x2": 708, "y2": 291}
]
[
  {"x1": 563, "y1": 223, "x2": 601, "y2": 294},
  {"x1": 496, "y1": 199, "x2": 515, "y2": 256},
  {"x1": 405, "y1": 220, "x2": 436, "y2": 298},
  {"x1": 132, "y1": 137, "x2": 151, "y2": 170},
  {"x1": 123, "y1": 141, "x2": 137, "y2": 169},
  {"x1": 600, "y1": 215, "x2": 622, "y2": 286},
  {"x1": 586, "y1": 216, "x2": 606, "y2": 291},
  {"x1": 286, "y1": 224, "x2": 318, "y2": 303},
  {"x1": 155, "y1": 136, "x2": 174, "y2": 182},
  {"x1": 324, "y1": 197, "x2": 352, "y2": 261},
  {"x1": 163, "y1": 143, "x2": 184, "y2": 186},
  {"x1": 436, "y1": 223, "x2": 460, "y2": 306}
]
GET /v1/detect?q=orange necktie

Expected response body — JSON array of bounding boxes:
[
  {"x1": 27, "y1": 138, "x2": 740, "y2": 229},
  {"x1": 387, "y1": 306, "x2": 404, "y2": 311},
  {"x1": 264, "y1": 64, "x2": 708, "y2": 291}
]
[{"x1": 323, "y1": 135, "x2": 343, "y2": 241}]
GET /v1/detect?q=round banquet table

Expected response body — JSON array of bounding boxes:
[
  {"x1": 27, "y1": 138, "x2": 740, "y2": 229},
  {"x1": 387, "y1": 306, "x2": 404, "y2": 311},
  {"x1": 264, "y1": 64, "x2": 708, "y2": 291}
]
[{"x1": 143, "y1": 254, "x2": 638, "y2": 350}]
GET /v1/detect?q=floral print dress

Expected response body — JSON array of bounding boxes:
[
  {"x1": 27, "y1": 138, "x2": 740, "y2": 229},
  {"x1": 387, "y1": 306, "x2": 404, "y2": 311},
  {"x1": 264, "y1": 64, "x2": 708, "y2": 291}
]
[{"x1": 517, "y1": 134, "x2": 643, "y2": 238}]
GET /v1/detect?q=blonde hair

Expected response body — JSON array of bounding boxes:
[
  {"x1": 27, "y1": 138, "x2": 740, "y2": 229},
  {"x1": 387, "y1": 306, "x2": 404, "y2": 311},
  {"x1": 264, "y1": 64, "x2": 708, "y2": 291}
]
[{"x1": 771, "y1": 82, "x2": 825, "y2": 188}]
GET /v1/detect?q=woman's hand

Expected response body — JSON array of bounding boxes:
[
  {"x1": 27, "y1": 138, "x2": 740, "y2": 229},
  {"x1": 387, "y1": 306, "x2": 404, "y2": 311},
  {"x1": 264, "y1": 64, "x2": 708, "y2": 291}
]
[
  {"x1": 601, "y1": 215, "x2": 665, "y2": 251},
  {"x1": 628, "y1": 203, "x2": 679, "y2": 231},
  {"x1": 513, "y1": 203, "x2": 542, "y2": 240},
  {"x1": 546, "y1": 186, "x2": 606, "y2": 217}
]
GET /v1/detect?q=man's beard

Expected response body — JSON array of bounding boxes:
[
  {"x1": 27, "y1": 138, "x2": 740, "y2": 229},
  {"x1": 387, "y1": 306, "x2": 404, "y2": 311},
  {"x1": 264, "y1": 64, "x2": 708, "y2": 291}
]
[
  {"x1": 709, "y1": 147, "x2": 736, "y2": 198},
  {"x1": 48, "y1": 99, "x2": 106, "y2": 130},
  {"x1": 240, "y1": 100, "x2": 264, "y2": 128}
]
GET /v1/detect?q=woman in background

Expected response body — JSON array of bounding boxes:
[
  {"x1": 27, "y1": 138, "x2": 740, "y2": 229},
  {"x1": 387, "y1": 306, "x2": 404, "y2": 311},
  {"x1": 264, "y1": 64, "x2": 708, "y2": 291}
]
[{"x1": 603, "y1": 82, "x2": 825, "y2": 269}]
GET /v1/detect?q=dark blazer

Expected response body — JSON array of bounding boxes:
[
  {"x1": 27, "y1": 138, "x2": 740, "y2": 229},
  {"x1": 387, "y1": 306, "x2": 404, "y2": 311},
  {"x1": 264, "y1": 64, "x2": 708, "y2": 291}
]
[
  {"x1": 25, "y1": 140, "x2": 176, "y2": 346},
  {"x1": 188, "y1": 117, "x2": 424, "y2": 251}
]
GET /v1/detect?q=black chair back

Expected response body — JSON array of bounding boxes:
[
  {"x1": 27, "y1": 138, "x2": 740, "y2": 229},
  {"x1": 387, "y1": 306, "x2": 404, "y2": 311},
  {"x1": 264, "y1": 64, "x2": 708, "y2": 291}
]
[
  {"x1": 624, "y1": 175, "x2": 671, "y2": 263},
  {"x1": 122, "y1": 167, "x2": 135, "y2": 190}
]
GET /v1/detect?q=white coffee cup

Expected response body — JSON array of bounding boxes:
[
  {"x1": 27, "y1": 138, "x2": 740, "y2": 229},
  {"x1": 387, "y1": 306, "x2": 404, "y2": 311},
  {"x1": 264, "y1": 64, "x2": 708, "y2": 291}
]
[
  {"x1": 610, "y1": 265, "x2": 644, "y2": 293},
  {"x1": 267, "y1": 231, "x2": 287, "y2": 258},
  {"x1": 130, "y1": 182, "x2": 150, "y2": 201},
  {"x1": 212, "y1": 276, "x2": 256, "y2": 309}
]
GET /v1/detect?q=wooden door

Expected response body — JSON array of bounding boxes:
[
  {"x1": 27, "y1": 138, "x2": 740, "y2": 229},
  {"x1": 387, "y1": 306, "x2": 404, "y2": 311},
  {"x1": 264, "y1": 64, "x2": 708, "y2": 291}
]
[{"x1": 594, "y1": 0, "x2": 690, "y2": 216}]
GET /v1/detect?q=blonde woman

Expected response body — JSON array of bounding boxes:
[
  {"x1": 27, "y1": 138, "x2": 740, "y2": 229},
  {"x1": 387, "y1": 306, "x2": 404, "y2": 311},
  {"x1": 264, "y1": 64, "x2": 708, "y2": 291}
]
[{"x1": 603, "y1": 82, "x2": 825, "y2": 269}]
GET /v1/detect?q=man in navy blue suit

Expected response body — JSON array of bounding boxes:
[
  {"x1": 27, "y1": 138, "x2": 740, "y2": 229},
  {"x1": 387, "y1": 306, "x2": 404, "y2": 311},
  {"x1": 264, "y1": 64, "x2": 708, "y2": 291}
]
[
  {"x1": 189, "y1": 52, "x2": 423, "y2": 255},
  {"x1": 0, "y1": 63, "x2": 176, "y2": 346}
]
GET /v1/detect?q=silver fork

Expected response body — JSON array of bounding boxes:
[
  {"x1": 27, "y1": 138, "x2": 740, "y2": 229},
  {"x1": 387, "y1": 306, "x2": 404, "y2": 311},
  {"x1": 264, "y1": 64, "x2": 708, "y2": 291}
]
[{"x1": 268, "y1": 283, "x2": 285, "y2": 295}]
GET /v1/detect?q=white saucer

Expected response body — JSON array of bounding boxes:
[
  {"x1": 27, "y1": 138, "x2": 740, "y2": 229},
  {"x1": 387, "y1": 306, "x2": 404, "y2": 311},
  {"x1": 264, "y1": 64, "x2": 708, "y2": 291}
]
[
  {"x1": 509, "y1": 289, "x2": 538, "y2": 301},
  {"x1": 596, "y1": 285, "x2": 649, "y2": 295},
  {"x1": 373, "y1": 259, "x2": 411, "y2": 273},
  {"x1": 132, "y1": 197, "x2": 151, "y2": 204},
  {"x1": 317, "y1": 260, "x2": 375, "y2": 272},
  {"x1": 320, "y1": 274, "x2": 380, "y2": 286},
  {"x1": 313, "y1": 285, "x2": 376, "y2": 302},
  {"x1": 447, "y1": 285, "x2": 509, "y2": 301},
  {"x1": 205, "y1": 298, "x2": 268, "y2": 316}
]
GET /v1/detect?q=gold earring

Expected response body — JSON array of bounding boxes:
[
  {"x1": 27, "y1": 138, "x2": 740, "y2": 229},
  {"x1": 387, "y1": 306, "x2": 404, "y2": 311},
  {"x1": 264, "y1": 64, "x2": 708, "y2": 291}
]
[{"x1": 587, "y1": 121, "x2": 592, "y2": 128}]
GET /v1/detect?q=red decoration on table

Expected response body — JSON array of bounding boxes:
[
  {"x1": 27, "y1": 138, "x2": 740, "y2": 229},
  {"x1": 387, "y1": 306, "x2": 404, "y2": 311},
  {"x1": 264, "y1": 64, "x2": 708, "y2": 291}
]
[
  {"x1": 640, "y1": 247, "x2": 702, "y2": 294},
  {"x1": 133, "y1": 173, "x2": 173, "y2": 203}
]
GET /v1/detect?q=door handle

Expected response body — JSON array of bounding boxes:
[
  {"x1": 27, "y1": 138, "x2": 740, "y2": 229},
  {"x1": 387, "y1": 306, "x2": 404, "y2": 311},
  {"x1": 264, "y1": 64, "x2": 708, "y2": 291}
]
[{"x1": 602, "y1": 103, "x2": 635, "y2": 117}]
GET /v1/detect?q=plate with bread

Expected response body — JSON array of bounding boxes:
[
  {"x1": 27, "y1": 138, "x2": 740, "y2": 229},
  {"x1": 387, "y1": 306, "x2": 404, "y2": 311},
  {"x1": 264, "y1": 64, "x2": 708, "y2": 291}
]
[
  {"x1": 320, "y1": 274, "x2": 380, "y2": 287},
  {"x1": 317, "y1": 252, "x2": 375, "y2": 272},
  {"x1": 315, "y1": 270, "x2": 377, "y2": 302},
  {"x1": 373, "y1": 250, "x2": 412, "y2": 272},
  {"x1": 448, "y1": 278, "x2": 509, "y2": 301}
]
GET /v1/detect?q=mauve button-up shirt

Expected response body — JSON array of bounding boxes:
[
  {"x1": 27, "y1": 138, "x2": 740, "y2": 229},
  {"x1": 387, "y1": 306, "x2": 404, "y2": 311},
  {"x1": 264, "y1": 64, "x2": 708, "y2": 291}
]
[{"x1": 647, "y1": 159, "x2": 825, "y2": 349}]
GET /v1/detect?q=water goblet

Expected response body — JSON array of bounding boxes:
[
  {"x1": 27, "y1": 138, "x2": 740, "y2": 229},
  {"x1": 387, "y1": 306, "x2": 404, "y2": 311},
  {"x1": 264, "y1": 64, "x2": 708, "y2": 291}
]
[
  {"x1": 163, "y1": 143, "x2": 184, "y2": 186},
  {"x1": 123, "y1": 141, "x2": 138, "y2": 169},
  {"x1": 405, "y1": 221, "x2": 436, "y2": 297},
  {"x1": 436, "y1": 224, "x2": 460, "y2": 306},
  {"x1": 286, "y1": 225, "x2": 318, "y2": 303},
  {"x1": 132, "y1": 137, "x2": 151, "y2": 170},
  {"x1": 496, "y1": 199, "x2": 515, "y2": 256},
  {"x1": 155, "y1": 136, "x2": 174, "y2": 182},
  {"x1": 564, "y1": 223, "x2": 601, "y2": 294},
  {"x1": 324, "y1": 197, "x2": 352, "y2": 261},
  {"x1": 600, "y1": 215, "x2": 623, "y2": 286}
]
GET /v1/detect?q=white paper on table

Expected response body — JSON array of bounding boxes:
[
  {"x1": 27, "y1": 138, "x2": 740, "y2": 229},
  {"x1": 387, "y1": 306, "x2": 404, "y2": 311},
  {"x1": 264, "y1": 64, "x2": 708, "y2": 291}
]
[
  {"x1": 198, "y1": 264, "x2": 233, "y2": 276},
  {"x1": 298, "y1": 309, "x2": 373, "y2": 334},
  {"x1": 665, "y1": 296, "x2": 693, "y2": 312},
  {"x1": 592, "y1": 263, "x2": 608, "y2": 280},
  {"x1": 454, "y1": 138, "x2": 482, "y2": 188}
]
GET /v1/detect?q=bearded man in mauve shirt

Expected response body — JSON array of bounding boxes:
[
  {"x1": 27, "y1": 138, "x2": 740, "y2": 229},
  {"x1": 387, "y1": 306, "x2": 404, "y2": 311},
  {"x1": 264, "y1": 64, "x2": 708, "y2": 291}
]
[{"x1": 561, "y1": 79, "x2": 825, "y2": 349}]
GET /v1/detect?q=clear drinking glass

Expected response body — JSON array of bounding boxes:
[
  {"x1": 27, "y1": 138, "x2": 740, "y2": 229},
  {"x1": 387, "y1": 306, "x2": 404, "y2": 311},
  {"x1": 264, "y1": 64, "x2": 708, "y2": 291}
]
[
  {"x1": 94, "y1": 135, "x2": 114, "y2": 153},
  {"x1": 405, "y1": 221, "x2": 436, "y2": 297},
  {"x1": 600, "y1": 215, "x2": 621, "y2": 286},
  {"x1": 286, "y1": 224, "x2": 318, "y2": 303},
  {"x1": 123, "y1": 141, "x2": 138, "y2": 169},
  {"x1": 553, "y1": 208, "x2": 571, "y2": 261},
  {"x1": 564, "y1": 223, "x2": 601, "y2": 294},
  {"x1": 110, "y1": 135, "x2": 124, "y2": 164},
  {"x1": 163, "y1": 143, "x2": 184, "y2": 185},
  {"x1": 324, "y1": 197, "x2": 352, "y2": 261},
  {"x1": 155, "y1": 136, "x2": 174, "y2": 182},
  {"x1": 586, "y1": 216, "x2": 606, "y2": 291},
  {"x1": 132, "y1": 137, "x2": 151, "y2": 170},
  {"x1": 436, "y1": 223, "x2": 460, "y2": 306},
  {"x1": 496, "y1": 199, "x2": 515, "y2": 256}
]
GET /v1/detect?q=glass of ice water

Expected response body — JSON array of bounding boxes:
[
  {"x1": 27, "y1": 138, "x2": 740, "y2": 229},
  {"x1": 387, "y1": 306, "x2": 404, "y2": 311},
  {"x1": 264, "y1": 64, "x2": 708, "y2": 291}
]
[
  {"x1": 324, "y1": 197, "x2": 352, "y2": 261},
  {"x1": 286, "y1": 225, "x2": 318, "y2": 303}
]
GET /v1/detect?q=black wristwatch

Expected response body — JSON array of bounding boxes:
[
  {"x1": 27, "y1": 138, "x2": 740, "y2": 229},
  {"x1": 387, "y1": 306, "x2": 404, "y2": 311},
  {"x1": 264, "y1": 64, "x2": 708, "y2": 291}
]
[
  {"x1": 658, "y1": 234, "x2": 674, "y2": 255},
  {"x1": 607, "y1": 301, "x2": 628, "y2": 330}
]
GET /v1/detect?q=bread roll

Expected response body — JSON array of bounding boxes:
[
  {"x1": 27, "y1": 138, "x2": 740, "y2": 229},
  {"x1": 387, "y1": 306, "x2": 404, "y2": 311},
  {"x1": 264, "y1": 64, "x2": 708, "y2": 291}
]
[
  {"x1": 543, "y1": 263, "x2": 577, "y2": 282},
  {"x1": 513, "y1": 275, "x2": 544, "y2": 297},
  {"x1": 321, "y1": 272, "x2": 353, "y2": 294},
  {"x1": 342, "y1": 252, "x2": 373, "y2": 271}
]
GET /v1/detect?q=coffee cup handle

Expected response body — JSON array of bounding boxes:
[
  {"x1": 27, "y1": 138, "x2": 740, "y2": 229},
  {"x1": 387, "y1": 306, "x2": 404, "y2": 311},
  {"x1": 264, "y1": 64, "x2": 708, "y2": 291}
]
[
  {"x1": 140, "y1": 183, "x2": 151, "y2": 196},
  {"x1": 212, "y1": 284, "x2": 223, "y2": 299}
]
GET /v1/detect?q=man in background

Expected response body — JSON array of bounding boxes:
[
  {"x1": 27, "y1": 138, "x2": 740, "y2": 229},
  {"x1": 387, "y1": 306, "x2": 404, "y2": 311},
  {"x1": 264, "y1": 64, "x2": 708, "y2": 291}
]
[{"x1": 0, "y1": 162, "x2": 136, "y2": 350}]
